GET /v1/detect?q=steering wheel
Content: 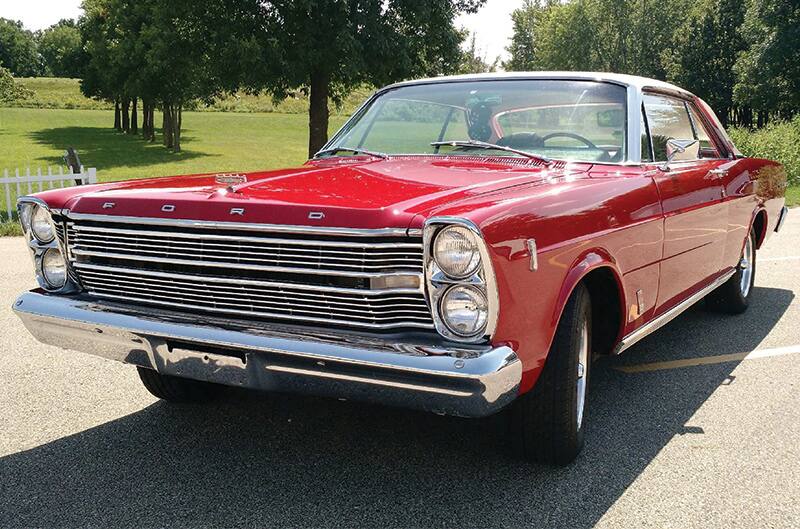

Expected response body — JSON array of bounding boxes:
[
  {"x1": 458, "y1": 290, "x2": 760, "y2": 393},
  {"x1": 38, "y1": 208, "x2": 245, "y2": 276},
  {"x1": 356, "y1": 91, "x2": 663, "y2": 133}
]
[{"x1": 541, "y1": 132, "x2": 598, "y2": 150}]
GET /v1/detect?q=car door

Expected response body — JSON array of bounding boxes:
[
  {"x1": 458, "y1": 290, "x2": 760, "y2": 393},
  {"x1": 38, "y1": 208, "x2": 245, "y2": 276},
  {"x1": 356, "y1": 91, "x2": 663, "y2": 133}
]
[
  {"x1": 687, "y1": 100, "x2": 755, "y2": 270},
  {"x1": 643, "y1": 92, "x2": 728, "y2": 310}
]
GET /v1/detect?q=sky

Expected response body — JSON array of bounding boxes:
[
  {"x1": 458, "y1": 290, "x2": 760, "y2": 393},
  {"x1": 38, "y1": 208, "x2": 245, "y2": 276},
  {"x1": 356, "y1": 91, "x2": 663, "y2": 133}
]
[{"x1": 1, "y1": 0, "x2": 523, "y2": 62}]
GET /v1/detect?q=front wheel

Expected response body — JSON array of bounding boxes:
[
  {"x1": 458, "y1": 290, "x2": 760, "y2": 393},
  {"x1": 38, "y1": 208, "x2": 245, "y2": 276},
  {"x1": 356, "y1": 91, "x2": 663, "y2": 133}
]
[
  {"x1": 511, "y1": 283, "x2": 592, "y2": 466},
  {"x1": 137, "y1": 367, "x2": 220, "y2": 403},
  {"x1": 706, "y1": 227, "x2": 756, "y2": 314}
]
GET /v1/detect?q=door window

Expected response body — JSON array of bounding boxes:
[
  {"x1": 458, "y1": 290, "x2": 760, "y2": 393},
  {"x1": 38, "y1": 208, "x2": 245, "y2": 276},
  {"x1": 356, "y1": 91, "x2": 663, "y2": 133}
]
[
  {"x1": 687, "y1": 105, "x2": 722, "y2": 158},
  {"x1": 643, "y1": 94, "x2": 697, "y2": 162}
]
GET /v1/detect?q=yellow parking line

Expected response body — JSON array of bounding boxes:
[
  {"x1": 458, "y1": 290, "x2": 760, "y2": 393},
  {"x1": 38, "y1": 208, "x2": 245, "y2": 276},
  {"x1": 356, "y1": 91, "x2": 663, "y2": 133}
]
[{"x1": 615, "y1": 345, "x2": 800, "y2": 373}]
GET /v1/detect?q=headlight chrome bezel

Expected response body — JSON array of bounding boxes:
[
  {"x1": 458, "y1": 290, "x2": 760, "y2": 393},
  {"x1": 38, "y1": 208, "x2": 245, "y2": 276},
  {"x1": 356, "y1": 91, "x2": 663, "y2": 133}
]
[
  {"x1": 30, "y1": 204, "x2": 56, "y2": 243},
  {"x1": 40, "y1": 247, "x2": 68, "y2": 289},
  {"x1": 424, "y1": 217, "x2": 499, "y2": 343},
  {"x1": 16, "y1": 197, "x2": 77, "y2": 294},
  {"x1": 432, "y1": 225, "x2": 482, "y2": 280}
]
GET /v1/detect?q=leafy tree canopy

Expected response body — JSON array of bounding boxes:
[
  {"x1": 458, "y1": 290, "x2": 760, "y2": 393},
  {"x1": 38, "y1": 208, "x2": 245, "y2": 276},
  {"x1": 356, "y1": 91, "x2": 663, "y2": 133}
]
[
  {"x1": 734, "y1": 0, "x2": 800, "y2": 112},
  {"x1": 0, "y1": 18, "x2": 43, "y2": 77},
  {"x1": 38, "y1": 19, "x2": 84, "y2": 78}
]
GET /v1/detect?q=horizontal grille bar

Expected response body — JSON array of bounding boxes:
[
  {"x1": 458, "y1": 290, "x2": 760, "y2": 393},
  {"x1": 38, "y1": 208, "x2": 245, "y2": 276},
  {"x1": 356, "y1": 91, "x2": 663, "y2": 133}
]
[
  {"x1": 76, "y1": 264, "x2": 434, "y2": 329},
  {"x1": 69, "y1": 223, "x2": 423, "y2": 276}
]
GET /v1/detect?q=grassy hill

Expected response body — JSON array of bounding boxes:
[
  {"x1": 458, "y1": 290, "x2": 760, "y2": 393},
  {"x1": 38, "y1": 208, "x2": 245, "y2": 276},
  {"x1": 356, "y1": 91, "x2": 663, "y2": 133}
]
[{"x1": 8, "y1": 77, "x2": 372, "y2": 115}]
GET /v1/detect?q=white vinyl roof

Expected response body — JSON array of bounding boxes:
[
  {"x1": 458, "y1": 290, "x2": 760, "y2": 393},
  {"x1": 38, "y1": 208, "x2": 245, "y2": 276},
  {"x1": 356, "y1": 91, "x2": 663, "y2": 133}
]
[{"x1": 385, "y1": 71, "x2": 692, "y2": 97}]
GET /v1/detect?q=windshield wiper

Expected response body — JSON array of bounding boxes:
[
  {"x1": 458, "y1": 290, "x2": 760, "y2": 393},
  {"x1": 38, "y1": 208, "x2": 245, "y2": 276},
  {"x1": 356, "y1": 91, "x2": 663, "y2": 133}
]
[
  {"x1": 314, "y1": 147, "x2": 389, "y2": 159},
  {"x1": 430, "y1": 140, "x2": 553, "y2": 166}
]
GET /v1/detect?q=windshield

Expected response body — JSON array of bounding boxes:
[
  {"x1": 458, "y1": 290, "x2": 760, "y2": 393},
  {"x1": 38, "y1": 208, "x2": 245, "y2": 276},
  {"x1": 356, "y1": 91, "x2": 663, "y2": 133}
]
[{"x1": 325, "y1": 80, "x2": 628, "y2": 163}]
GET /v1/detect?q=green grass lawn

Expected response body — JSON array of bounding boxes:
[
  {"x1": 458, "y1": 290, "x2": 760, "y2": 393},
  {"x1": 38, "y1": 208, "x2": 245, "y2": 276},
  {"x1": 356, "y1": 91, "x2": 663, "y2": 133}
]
[
  {"x1": 0, "y1": 106, "x2": 348, "y2": 181},
  {"x1": 0, "y1": 106, "x2": 347, "y2": 232}
]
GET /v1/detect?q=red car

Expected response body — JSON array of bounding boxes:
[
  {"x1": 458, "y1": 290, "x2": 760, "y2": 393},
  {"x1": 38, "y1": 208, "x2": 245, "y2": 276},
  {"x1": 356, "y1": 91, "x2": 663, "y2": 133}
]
[{"x1": 13, "y1": 73, "x2": 787, "y2": 465}]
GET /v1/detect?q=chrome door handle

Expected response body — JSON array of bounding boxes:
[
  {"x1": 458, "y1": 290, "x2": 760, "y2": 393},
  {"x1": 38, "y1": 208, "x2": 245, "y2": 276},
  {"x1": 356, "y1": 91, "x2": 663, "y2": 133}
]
[{"x1": 709, "y1": 169, "x2": 728, "y2": 176}]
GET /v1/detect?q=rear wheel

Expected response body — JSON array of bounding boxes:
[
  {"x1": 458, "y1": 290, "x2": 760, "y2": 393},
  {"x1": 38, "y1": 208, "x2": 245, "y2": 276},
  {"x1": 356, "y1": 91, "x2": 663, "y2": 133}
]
[
  {"x1": 511, "y1": 283, "x2": 592, "y2": 466},
  {"x1": 137, "y1": 367, "x2": 220, "y2": 403},
  {"x1": 706, "y1": 227, "x2": 756, "y2": 314}
]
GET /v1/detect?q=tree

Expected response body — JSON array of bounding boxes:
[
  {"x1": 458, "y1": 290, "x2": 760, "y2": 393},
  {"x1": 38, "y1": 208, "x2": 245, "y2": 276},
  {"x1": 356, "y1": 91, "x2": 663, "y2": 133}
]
[
  {"x1": 504, "y1": 0, "x2": 542, "y2": 71},
  {"x1": 254, "y1": 0, "x2": 486, "y2": 157},
  {"x1": 38, "y1": 19, "x2": 84, "y2": 78},
  {"x1": 504, "y1": 0, "x2": 690, "y2": 79},
  {"x1": 734, "y1": 0, "x2": 800, "y2": 122},
  {"x1": 459, "y1": 33, "x2": 500, "y2": 74},
  {"x1": 0, "y1": 18, "x2": 42, "y2": 76},
  {"x1": 664, "y1": 0, "x2": 746, "y2": 126}
]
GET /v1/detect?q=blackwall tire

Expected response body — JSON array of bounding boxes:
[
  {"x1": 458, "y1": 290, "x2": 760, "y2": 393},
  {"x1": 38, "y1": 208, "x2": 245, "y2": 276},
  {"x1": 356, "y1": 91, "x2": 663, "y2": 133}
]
[
  {"x1": 137, "y1": 367, "x2": 220, "y2": 403},
  {"x1": 511, "y1": 283, "x2": 592, "y2": 466},
  {"x1": 706, "y1": 228, "x2": 756, "y2": 314}
]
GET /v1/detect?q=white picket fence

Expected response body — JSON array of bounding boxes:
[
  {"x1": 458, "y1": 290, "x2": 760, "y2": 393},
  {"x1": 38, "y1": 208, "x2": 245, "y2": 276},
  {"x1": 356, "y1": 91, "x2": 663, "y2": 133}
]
[{"x1": 1, "y1": 166, "x2": 97, "y2": 222}]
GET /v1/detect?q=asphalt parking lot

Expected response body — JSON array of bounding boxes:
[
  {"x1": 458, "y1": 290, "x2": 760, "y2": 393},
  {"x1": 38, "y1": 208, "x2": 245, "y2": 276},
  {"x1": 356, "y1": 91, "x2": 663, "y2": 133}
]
[{"x1": 1, "y1": 216, "x2": 799, "y2": 529}]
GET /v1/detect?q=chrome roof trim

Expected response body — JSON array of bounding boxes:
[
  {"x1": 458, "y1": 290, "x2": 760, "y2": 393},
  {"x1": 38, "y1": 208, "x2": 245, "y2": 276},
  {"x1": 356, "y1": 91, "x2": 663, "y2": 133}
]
[{"x1": 381, "y1": 71, "x2": 691, "y2": 97}]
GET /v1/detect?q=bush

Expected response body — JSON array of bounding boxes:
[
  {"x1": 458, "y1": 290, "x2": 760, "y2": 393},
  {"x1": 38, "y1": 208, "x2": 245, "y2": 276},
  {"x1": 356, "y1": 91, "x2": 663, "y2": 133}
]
[
  {"x1": 729, "y1": 117, "x2": 800, "y2": 186},
  {"x1": 0, "y1": 66, "x2": 34, "y2": 103}
]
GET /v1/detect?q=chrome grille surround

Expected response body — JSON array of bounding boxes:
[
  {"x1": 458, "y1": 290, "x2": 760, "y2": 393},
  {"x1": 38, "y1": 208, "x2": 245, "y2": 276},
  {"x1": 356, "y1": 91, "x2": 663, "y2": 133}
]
[{"x1": 62, "y1": 214, "x2": 433, "y2": 331}]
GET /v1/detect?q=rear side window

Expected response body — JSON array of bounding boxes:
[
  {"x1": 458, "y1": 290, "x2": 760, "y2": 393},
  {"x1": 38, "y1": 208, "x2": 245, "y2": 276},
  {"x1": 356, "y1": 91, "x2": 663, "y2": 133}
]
[{"x1": 643, "y1": 94, "x2": 696, "y2": 162}]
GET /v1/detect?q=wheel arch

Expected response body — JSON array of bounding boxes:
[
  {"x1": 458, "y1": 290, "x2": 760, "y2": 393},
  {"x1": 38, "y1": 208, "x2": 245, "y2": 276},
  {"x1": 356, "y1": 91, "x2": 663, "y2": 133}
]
[
  {"x1": 752, "y1": 208, "x2": 768, "y2": 249},
  {"x1": 551, "y1": 251, "x2": 625, "y2": 356}
]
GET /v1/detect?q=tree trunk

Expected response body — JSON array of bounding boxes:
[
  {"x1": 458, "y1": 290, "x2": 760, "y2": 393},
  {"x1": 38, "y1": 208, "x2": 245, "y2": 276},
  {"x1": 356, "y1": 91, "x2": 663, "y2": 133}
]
[
  {"x1": 121, "y1": 98, "x2": 130, "y2": 133},
  {"x1": 141, "y1": 100, "x2": 149, "y2": 139},
  {"x1": 142, "y1": 99, "x2": 154, "y2": 142},
  {"x1": 114, "y1": 99, "x2": 121, "y2": 131},
  {"x1": 149, "y1": 105, "x2": 156, "y2": 142},
  {"x1": 173, "y1": 104, "x2": 183, "y2": 153},
  {"x1": 131, "y1": 97, "x2": 138, "y2": 134},
  {"x1": 163, "y1": 104, "x2": 173, "y2": 149},
  {"x1": 308, "y1": 70, "x2": 330, "y2": 158}
]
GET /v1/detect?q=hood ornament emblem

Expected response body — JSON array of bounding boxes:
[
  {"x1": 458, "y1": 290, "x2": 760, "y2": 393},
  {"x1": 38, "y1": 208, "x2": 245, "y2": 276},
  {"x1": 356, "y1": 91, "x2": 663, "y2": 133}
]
[{"x1": 215, "y1": 173, "x2": 247, "y2": 186}]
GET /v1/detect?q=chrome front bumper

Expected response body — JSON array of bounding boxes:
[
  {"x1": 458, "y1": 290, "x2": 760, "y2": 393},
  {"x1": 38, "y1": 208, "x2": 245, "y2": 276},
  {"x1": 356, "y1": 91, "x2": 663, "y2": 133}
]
[{"x1": 12, "y1": 291, "x2": 521, "y2": 417}]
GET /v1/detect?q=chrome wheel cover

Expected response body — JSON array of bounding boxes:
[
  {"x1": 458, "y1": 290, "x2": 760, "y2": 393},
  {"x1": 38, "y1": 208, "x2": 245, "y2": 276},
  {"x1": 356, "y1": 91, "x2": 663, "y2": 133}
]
[
  {"x1": 739, "y1": 236, "x2": 754, "y2": 298},
  {"x1": 576, "y1": 320, "x2": 589, "y2": 429}
]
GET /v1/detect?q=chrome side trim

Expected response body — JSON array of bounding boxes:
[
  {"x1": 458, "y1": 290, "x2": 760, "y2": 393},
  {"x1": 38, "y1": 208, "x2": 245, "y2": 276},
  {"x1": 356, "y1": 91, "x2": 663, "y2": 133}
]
[
  {"x1": 614, "y1": 269, "x2": 736, "y2": 354},
  {"x1": 65, "y1": 213, "x2": 416, "y2": 237},
  {"x1": 12, "y1": 291, "x2": 522, "y2": 417}
]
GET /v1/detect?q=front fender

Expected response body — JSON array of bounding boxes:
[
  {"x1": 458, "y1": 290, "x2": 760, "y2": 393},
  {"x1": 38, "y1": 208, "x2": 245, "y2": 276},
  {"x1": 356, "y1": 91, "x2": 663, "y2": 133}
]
[{"x1": 551, "y1": 250, "x2": 624, "y2": 330}]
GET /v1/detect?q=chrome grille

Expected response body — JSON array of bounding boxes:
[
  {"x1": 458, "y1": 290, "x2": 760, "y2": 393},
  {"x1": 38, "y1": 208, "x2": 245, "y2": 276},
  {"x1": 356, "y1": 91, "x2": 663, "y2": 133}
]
[
  {"x1": 67, "y1": 223, "x2": 423, "y2": 276},
  {"x1": 65, "y1": 217, "x2": 432, "y2": 330}
]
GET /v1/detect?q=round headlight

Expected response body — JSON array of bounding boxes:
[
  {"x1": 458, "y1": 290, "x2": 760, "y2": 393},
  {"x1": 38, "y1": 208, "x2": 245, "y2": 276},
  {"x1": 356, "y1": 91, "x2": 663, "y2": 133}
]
[
  {"x1": 41, "y1": 248, "x2": 67, "y2": 289},
  {"x1": 433, "y1": 225, "x2": 481, "y2": 279},
  {"x1": 31, "y1": 205, "x2": 55, "y2": 243},
  {"x1": 440, "y1": 285, "x2": 489, "y2": 337}
]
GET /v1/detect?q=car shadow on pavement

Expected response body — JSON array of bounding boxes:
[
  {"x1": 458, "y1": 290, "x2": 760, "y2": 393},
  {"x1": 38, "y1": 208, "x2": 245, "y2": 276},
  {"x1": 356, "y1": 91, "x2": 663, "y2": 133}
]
[{"x1": 0, "y1": 286, "x2": 793, "y2": 528}]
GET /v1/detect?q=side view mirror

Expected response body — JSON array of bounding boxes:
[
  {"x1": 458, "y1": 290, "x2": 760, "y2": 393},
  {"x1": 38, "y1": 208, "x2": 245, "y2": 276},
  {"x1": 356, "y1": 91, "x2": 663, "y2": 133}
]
[{"x1": 660, "y1": 138, "x2": 699, "y2": 171}]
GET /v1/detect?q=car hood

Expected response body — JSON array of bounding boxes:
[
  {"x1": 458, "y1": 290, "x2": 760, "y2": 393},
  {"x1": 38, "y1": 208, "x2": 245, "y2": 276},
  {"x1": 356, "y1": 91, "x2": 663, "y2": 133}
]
[{"x1": 57, "y1": 157, "x2": 591, "y2": 230}]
